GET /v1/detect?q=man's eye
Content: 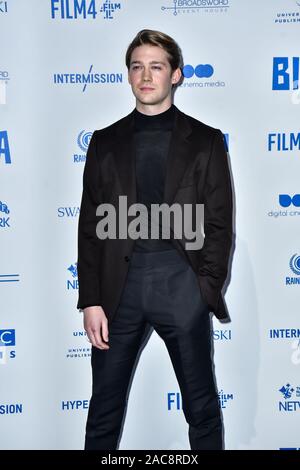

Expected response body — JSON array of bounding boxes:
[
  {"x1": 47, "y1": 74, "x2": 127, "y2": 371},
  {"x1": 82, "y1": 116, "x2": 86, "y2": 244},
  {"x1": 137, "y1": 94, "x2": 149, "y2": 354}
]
[
  {"x1": 132, "y1": 65, "x2": 141, "y2": 70},
  {"x1": 152, "y1": 66, "x2": 162, "y2": 70}
]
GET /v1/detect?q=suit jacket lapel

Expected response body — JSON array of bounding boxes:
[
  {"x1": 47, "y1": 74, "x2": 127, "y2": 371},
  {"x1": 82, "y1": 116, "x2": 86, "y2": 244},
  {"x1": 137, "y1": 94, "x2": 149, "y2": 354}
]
[{"x1": 113, "y1": 106, "x2": 193, "y2": 207}]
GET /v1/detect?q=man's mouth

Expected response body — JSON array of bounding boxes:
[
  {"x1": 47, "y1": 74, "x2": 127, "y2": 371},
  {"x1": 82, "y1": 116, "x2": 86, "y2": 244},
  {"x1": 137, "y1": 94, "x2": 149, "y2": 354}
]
[{"x1": 140, "y1": 87, "x2": 155, "y2": 92}]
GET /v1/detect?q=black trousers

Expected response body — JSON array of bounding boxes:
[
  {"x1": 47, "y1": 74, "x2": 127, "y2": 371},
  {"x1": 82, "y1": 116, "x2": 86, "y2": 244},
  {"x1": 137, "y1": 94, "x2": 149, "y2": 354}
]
[{"x1": 84, "y1": 248, "x2": 223, "y2": 450}]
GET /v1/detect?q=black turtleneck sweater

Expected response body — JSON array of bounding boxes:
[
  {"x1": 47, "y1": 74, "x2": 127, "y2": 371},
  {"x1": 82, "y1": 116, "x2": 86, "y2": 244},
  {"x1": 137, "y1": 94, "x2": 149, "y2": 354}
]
[{"x1": 132, "y1": 104, "x2": 177, "y2": 252}]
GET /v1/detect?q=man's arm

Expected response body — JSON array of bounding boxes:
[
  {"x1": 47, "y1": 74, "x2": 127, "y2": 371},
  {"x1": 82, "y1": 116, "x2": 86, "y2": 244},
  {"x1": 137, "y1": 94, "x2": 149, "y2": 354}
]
[
  {"x1": 197, "y1": 129, "x2": 233, "y2": 312},
  {"x1": 76, "y1": 131, "x2": 110, "y2": 350},
  {"x1": 77, "y1": 131, "x2": 102, "y2": 310}
]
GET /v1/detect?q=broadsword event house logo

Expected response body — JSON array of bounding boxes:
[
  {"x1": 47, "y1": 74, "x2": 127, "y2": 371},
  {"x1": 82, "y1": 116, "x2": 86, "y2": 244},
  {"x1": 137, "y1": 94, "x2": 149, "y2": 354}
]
[
  {"x1": 0, "y1": 1, "x2": 8, "y2": 14},
  {"x1": 161, "y1": 0, "x2": 230, "y2": 16},
  {"x1": 0, "y1": 70, "x2": 10, "y2": 105}
]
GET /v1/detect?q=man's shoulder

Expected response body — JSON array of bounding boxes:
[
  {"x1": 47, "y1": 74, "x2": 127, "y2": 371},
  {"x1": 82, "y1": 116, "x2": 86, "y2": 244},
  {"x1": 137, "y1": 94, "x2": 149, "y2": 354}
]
[
  {"x1": 92, "y1": 110, "x2": 134, "y2": 140},
  {"x1": 177, "y1": 107, "x2": 221, "y2": 137}
]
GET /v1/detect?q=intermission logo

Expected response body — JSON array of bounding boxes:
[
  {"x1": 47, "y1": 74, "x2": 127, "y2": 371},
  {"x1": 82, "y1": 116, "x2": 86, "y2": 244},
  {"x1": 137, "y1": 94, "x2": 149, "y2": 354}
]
[
  {"x1": 274, "y1": 1, "x2": 300, "y2": 24},
  {"x1": 0, "y1": 403, "x2": 22, "y2": 415},
  {"x1": 286, "y1": 254, "x2": 300, "y2": 285},
  {"x1": 0, "y1": 131, "x2": 11, "y2": 164},
  {"x1": 67, "y1": 262, "x2": 78, "y2": 290},
  {"x1": 269, "y1": 329, "x2": 300, "y2": 366},
  {"x1": 53, "y1": 64, "x2": 122, "y2": 92},
  {"x1": 66, "y1": 330, "x2": 90, "y2": 359},
  {"x1": 272, "y1": 57, "x2": 299, "y2": 91},
  {"x1": 0, "y1": 329, "x2": 16, "y2": 365},
  {"x1": 0, "y1": 200, "x2": 10, "y2": 228},
  {"x1": 0, "y1": 70, "x2": 10, "y2": 105},
  {"x1": 180, "y1": 63, "x2": 225, "y2": 89},
  {"x1": 51, "y1": 0, "x2": 121, "y2": 20},
  {"x1": 73, "y1": 130, "x2": 92, "y2": 163},
  {"x1": 278, "y1": 383, "x2": 300, "y2": 412},
  {"x1": 167, "y1": 389, "x2": 233, "y2": 410},
  {"x1": 161, "y1": 0, "x2": 229, "y2": 16},
  {"x1": 0, "y1": 1, "x2": 8, "y2": 13},
  {"x1": 268, "y1": 194, "x2": 300, "y2": 219}
]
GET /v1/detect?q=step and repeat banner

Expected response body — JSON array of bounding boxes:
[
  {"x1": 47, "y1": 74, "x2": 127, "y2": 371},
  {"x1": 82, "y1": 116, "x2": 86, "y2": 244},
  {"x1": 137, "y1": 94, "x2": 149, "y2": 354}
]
[{"x1": 1, "y1": 0, "x2": 299, "y2": 450}]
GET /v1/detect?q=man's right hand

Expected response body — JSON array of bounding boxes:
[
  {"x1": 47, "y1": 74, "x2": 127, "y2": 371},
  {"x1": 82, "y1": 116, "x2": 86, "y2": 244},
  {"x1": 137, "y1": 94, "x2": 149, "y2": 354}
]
[{"x1": 83, "y1": 306, "x2": 109, "y2": 350}]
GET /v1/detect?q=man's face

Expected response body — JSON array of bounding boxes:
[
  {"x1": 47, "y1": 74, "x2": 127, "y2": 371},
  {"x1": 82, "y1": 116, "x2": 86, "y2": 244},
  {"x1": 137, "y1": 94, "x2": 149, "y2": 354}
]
[{"x1": 128, "y1": 44, "x2": 181, "y2": 111}]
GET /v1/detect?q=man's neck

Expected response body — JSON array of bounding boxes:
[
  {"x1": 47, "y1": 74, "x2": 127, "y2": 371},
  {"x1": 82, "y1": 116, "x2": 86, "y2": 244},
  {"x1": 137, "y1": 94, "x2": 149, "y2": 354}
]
[{"x1": 135, "y1": 101, "x2": 173, "y2": 116}]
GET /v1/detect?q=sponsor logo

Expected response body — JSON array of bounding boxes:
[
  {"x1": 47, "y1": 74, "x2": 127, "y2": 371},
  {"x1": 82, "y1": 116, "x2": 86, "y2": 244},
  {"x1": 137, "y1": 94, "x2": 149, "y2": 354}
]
[
  {"x1": 51, "y1": 0, "x2": 121, "y2": 20},
  {"x1": 278, "y1": 383, "x2": 300, "y2": 411},
  {"x1": 180, "y1": 63, "x2": 225, "y2": 89},
  {"x1": 73, "y1": 130, "x2": 92, "y2": 163},
  {"x1": 0, "y1": 200, "x2": 10, "y2": 228},
  {"x1": 161, "y1": 0, "x2": 230, "y2": 16},
  {"x1": 274, "y1": 1, "x2": 300, "y2": 24},
  {"x1": 53, "y1": 65, "x2": 122, "y2": 92},
  {"x1": 0, "y1": 329, "x2": 16, "y2": 365}
]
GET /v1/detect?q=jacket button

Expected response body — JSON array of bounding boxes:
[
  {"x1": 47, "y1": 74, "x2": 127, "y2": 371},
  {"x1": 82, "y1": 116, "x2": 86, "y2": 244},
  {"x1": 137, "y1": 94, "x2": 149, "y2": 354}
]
[{"x1": 124, "y1": 256, "x2": 130, "y2": 262}]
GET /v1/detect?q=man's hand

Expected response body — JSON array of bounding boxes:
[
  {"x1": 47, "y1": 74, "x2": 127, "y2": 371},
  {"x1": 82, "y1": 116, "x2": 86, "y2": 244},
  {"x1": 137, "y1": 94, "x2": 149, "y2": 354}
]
[{"x1": 83, "y1": 306, "x2": 109, "y2": 350}]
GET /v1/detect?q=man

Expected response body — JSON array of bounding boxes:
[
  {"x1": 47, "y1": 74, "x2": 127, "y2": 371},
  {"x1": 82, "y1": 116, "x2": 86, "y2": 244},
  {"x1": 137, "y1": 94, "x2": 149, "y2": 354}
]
[{"x1": 77, "y1": 29, "x2": 233, "y2": 450}]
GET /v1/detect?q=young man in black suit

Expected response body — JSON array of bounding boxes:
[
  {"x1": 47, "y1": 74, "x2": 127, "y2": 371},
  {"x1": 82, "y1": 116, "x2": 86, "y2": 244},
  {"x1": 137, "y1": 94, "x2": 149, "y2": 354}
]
[{"x1": 77, "y1": 29, "x2": 233, "y2": 450}]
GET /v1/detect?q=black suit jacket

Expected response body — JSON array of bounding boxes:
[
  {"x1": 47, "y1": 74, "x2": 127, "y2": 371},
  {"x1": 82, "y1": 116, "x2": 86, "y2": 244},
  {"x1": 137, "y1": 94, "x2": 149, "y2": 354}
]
[{"x1": 77, "y1": 105, "x2": 233, "y2": 322}]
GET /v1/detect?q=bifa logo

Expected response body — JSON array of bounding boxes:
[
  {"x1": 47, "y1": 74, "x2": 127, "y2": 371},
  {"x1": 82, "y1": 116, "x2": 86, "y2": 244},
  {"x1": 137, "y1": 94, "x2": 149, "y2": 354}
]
[
  {"x1": 278, "y1": 383, "x2": 300, "y2": 412},
  {"x1": 0, "y1": 329, "x2": 16, "y2": 365},
  {"x1": 51, "y1": 0, "x2": 121, "y2": 20},
  {"x1": 272, "y1": 57, "x2": 299, "y2": 90},
  {"x1": 67, "y1": 262, "x2": 78, "y2": 290},
  {"x1": 0, "y1": 131, "x2": 11, "y2": 164}
]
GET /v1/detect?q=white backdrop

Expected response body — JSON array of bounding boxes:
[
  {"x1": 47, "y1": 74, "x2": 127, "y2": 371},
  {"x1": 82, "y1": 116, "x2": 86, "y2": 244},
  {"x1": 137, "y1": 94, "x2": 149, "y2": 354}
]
[{"x1": 1, "y1": 0, "x2": 300, "y2": 450}]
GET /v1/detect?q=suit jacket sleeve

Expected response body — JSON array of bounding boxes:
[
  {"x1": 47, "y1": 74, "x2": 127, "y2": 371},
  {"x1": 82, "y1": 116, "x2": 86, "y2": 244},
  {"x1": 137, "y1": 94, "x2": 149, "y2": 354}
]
[
  {"x1": 76, "y1": 131, "x2": 102, "y2": 310},
  {"x1": 198, "y1": 129, "x2": 233, "y2": 313}
]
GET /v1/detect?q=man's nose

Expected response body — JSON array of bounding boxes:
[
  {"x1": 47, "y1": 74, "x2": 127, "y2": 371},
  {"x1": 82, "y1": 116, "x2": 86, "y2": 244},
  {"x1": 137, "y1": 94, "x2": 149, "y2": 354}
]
[{"x1": 142, "y1": 68, "x2": 152, "y2": 81}]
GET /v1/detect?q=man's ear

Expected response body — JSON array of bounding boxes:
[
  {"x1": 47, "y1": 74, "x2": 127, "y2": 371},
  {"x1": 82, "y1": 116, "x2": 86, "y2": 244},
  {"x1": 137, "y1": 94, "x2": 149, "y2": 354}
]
[
  {"x1": 171, "y1": 67, "x2": 182, "y2": 85},
  {"x1": 127, "y1": 71, "x2": 131, "y2": 85}
]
